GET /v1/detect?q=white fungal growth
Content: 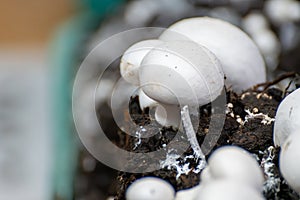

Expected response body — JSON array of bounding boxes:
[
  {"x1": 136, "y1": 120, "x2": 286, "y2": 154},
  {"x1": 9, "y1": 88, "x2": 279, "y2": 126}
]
[
  {"x1": 244, "y1": 109, "x2": 275, "y2": 125},
  {"x1": 160, "y1": 149, "x2": 204, "y2": 180},
  {"x1": 260, "y1": 146, "x2": 281, "y2": 196},
  {"x1": 181, "y1": 105, "x2": 206, "y2": 164}
]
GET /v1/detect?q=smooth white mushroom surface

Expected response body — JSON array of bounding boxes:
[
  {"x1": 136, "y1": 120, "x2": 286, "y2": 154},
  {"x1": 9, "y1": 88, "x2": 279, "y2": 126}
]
[
  {"x1": 264, "y1": 0, "x2": 300, "y2": 25},
  {"x1": 273, "y1": 88, "x2": 300, "y2": 147},
  {"x1": 159, "y1": 17, "x2": 266, "y2": 93},
  {"x1": 139, "y1": 39, "x2": 224, "y2": 127},
  {"x1": 279, "y1": 133, "x2": 300, "y2": 194},
  {"x1": 195, "y1": 180, "x2": 265, "y2": 200},
  {"x1": 125, "y1": 177, "x2": 175, "y2": 200},
  {"x1": 140, "y1": 40, "x2": 224, "y2": 106},
  {"x1": 206, "y1": 146, "x2": 264, "y2": 191},
  {"x1": 120, "y1": 39, "x2": 163, "y2": 85}
]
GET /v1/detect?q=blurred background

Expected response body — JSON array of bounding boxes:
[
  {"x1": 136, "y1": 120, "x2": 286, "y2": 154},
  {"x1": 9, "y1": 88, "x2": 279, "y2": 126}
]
[{"x1": 0, "y1": 0, "x2": 299, "y2": 200}]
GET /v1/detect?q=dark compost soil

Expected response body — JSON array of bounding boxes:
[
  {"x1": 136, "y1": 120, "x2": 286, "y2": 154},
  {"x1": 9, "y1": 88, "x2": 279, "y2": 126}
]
[{"x1": 75, "y1": 83, "x2": 300, "y2": 200}]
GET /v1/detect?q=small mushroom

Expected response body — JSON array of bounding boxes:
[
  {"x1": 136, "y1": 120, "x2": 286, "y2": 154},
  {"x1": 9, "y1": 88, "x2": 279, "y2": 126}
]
[
  {"x1": 242, "y1": 12, "x2": 281, "y2": 71},
  {"x1": 125, "y1": 177, "x2": 175, "y2": 200},
  {"x1": 204, "y1": 146, "x2": 264, "y2": 191},
  {"x1": 159, "y1": 17, "x2": 266, "y2": 93},
  {"x1": 279, "y1": 133, "x2": 300, "y2": 194},
  {"x1": 195, "y1": 180, "x2": 265, "y2": 200},
  {"x1": 273, "y1": 88, "x2": 300, "y2": 147},
  {"x1": 139, "y1": 39, "x2": 224, "y2": 127},
  {"x1": 120, "y1": 39, "x2": 163, "y2": 86},
  {"x1": 264, "y1": 0, "x2": 300, "y2": 25}
]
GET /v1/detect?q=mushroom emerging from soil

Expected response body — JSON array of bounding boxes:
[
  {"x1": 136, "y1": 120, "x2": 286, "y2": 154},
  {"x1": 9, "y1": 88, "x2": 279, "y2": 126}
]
[
  {"x1": 273, "y1": 88, "x2": 300, "y2": 147},
  {"x1": 125, "y1": 177, "x2": 175, "y2": 200},
  {"x1": 201, "y1": 146, "x2": 264, "y2": 192},
  {"x1": 279, "y1": 133, "x2": 300, "y2": 195},
  {"x1": 121, "y1": 39, "x2": 224, "y2": 128},
  {"x1": 159, "y1": 17, "x2": 266, "y2": 93}
]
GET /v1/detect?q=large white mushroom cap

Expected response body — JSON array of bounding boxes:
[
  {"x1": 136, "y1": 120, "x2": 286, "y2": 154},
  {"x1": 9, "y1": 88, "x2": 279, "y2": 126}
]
[
  {"x1": 125, "y1": 177, "x2": 175, "y2": 200},
  {"x1": 273, "y1": 88, "x2": 300, "y2": 147},
  {"x1": 206, "y1": 146, "x2": 264, "y2": 191},
  {"x1": 159, "y1": 17, "x2": 266, "y2": 93},
  {"x1": 195, "y1": 180, "x2": 265, "y2": 200},
  {"x1": 279, "y1": 133, "x2": 300, "y2": 194},
  {"x1": 139, "y1": 40, "x2": 224, "y2": 106}
]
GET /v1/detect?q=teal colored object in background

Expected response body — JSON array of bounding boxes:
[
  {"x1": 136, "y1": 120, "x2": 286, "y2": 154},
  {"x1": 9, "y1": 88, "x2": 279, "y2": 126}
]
[{"x1": 50, "y1": 0, "x2": 124, "y2": 199}]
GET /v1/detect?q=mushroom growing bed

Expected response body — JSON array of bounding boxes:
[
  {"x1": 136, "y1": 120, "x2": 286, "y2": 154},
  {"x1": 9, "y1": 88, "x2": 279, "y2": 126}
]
[{"x1": 75, "y1": 84, "x2": 300, "y2": 200}]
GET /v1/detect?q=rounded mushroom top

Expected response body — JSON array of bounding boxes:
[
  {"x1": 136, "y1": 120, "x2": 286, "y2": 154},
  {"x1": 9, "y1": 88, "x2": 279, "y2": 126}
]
[
  {"x1": 159, "y1": 17, "x2": 266, "y2": 93},
  {"x1": 139, "y1": 40, "x2": 224, "y2": 106},
  {"x1": 273, "y1": 88, "x2": 300, "y2": 147},
  {"x1": 125, "y1": 177, "x2": 175, "y2": 200},
  {"x1": 120, "y1": 39, "x2": 163, "y2": 85},
  {"x1": 279, "y1": 133, "x2": 300, "y2": 194},
  {"x1": 207, "y1": 146, "x2": 264, "y2": 191},
  {"x1": 195, "y1": 180, "x2": 265, "y2": 200}
]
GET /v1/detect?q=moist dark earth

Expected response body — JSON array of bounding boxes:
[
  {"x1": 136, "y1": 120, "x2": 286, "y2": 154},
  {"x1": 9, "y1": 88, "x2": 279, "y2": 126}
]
[{"x1": 74, "y1": 81, "x2": 300, "y2": 200}]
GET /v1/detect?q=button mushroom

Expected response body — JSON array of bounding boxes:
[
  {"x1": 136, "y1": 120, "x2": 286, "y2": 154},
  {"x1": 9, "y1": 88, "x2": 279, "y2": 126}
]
[
  {"x1": 273, "y1": 88, "x2": 300, "y2": 147},
  {"x1": 125, "y1": 177, "x2": 175, "y2": 200},
  {"x1": 159, "y1": 17, "x2": 266, "y2": 93},
  {"x1": 279, "y1": 133, "x2": 300, "y2": 195},
  {"x1": 202, "y1": 146, "x2": 264, "y2": 191}
]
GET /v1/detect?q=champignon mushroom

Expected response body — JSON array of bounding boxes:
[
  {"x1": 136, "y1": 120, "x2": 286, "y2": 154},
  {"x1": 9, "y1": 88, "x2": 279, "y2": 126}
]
[
  {"x1": 139, "y1": 39, "x2": 224, "y2": 127},
  {"x1": 125, "y1": 177, "x2": 175, "y2": 200},
  {"x1": 195, "y1": 180, "x2": 265, "y2": 200},
  {"x1": 273, "y1": 88, "x2": 300, "y2": 147},
  {"x1": 264, "y1": 0, "x2": 300, "y2": 25},
  {"x1": 159, "y1": 17, "x2": 266, "y2": 93},
  {"x1": 204, "y1": 146, "x2": 264, "y2": 191},
  {"x1": 279, "y1": 133, "x2": 300, "y2": 194},
  {"x1": 120, "y1": 39, "x2": 163, "y2": 86},
  {"x1": 174, "y1": 184, "x2": 201, "y2": 200}
]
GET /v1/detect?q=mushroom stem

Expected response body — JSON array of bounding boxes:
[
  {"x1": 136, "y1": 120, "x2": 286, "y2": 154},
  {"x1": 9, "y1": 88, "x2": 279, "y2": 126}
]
[
  {"x1": 181, "y1": 105, "x2": 207, "y2": 165},
  {"x1": 155, "y1": 103, "x2": 181, "y2": 128}
]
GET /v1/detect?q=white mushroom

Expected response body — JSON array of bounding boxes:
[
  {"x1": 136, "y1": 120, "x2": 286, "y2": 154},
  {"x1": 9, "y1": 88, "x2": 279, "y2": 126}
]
[
  {"x1": 264, "y1": 0, "x2": 300, "y2": 25},
  {"x1": 159, "y1": 17, "x2": 266, "y2": 93},
  {"x1": 120, "y1": 39, "x2": 163, "y2": 86},
  {"x1": 242, "y1": 12, "x2": 281, "y2": 71},
  {"x1": 279, "y1": 133, "x2": 300, "y2": 194},
  {"x1": 273, "y1": 88, "x2": 300, "y2": 147},
  {"x1": 195, "y1": 180, "x2": 265, "y2": 200},
  {"x1": 139, "y1": 39, "x2": 224, "y2": 127},
  {"x1": 125, "y1": 177, "x2": 175, "y2": 200},
  {"x1": 204, "y1": 146, "x2": 264, "y2": 191}
]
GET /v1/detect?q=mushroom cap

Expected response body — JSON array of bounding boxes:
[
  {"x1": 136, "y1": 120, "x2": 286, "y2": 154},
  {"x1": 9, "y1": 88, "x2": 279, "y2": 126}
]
[
  {"x1": 274, "y1": 88, "x2": 300, "y2": 147},
  {"x1": 159, "y1": 17, "x2": 266, "y2": 93},
  {"x1": 125, "y1": 177, "x2": 175, "y2": 200},
  {"x1": 195, "y1": 180, "x2": 265, "y2": 200},
  {"x1": 139, "y1": 40, "x2": 224, "y2": 106},
  {"x1": 207, "y1": 146, "x2": 264, "y2": 191},
  {"x1": 279, "y1": 133, "x2": 300, "y2": 194},
  {"x1": 120, "y1": 39, "x2": 163, "y2": 85},
  {"x1": 264, "y1": 0, "x2": 300, "y2": 25}
]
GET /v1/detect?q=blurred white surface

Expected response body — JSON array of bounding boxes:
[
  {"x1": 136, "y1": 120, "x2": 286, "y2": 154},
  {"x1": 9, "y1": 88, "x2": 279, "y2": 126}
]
[{"x1": 0, "y1": 48, "x2": 51, "y2": 200}]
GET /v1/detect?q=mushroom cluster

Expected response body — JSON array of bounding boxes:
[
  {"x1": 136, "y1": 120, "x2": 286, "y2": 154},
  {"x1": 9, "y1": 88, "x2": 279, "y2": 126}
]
[
  {"x1": 273, "y1": 88, "x2": 300, "y2": 194},
  {"x1": 120, "y1": 17, "x2": 266, "y2": 128},
  {"x1": 196, "y1": 146, "x2": 265, "y2": 200}
]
